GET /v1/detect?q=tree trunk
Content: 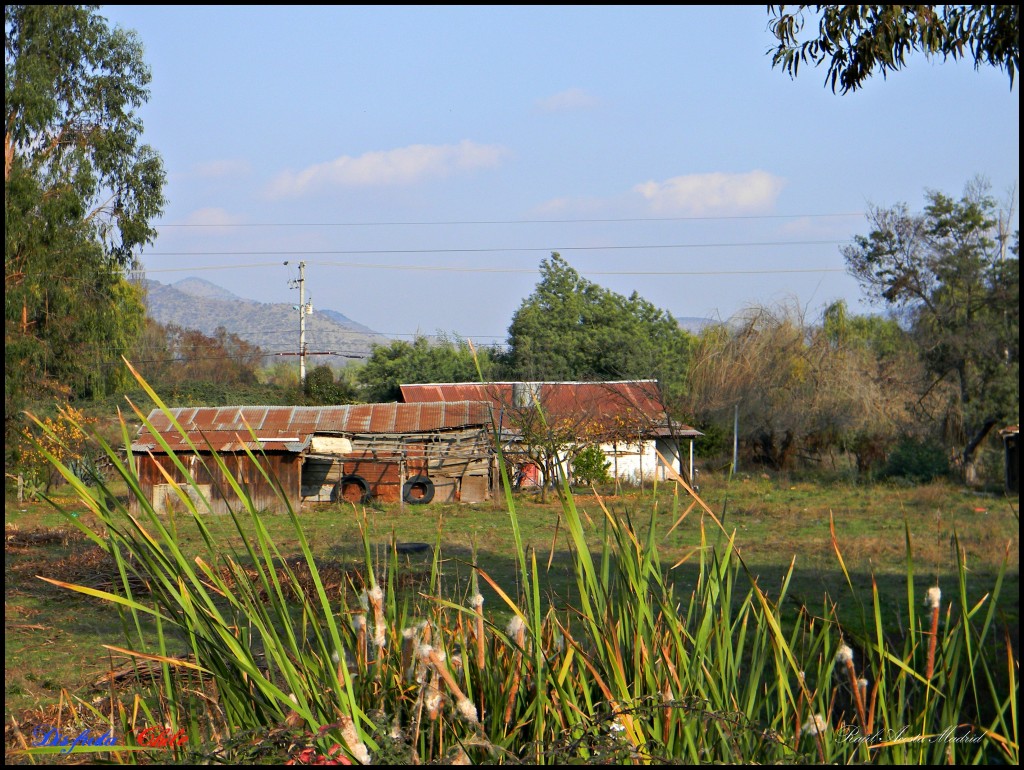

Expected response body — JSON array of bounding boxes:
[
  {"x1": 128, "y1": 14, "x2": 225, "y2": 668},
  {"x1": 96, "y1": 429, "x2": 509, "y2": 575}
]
[{"x1": 961, "y1": 419, "x2": 997, "y2": 487}]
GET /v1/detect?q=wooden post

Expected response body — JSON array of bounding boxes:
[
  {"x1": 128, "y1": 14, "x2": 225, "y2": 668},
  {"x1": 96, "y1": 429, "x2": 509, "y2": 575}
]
[{"x1": 399, "y1": 444, "x2": 405, "y2": 512}]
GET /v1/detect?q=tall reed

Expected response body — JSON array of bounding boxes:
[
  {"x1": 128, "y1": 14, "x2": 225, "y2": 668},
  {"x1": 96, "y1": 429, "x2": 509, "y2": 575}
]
[{"x1": 23, "y1": 367, "x2": 1019, "y2": 764}]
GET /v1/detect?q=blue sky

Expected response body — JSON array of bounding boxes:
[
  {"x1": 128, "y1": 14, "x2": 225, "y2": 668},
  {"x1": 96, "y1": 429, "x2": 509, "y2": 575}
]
[{"x1": 101, "y1": 5, "x2": 1020, "y2": 346}]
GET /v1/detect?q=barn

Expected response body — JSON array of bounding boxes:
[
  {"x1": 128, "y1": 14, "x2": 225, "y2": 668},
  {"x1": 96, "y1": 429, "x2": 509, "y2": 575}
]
[
  {"x1": 129, "y1": 401, "x2": 496, "y2": 514},
  {"x1": 400, "y1": 380, "x2": 702, "y2": 486}
]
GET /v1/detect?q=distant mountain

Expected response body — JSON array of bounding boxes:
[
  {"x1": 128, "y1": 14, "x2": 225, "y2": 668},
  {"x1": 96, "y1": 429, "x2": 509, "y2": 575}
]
[
  {"x1": 318, "y1": 308, "x2": 379, "y2": 336},
  {"x1": 142, "y1": 278, "x2": 388, "y2": 364},
  {"x1": 170, "y1": 276, "x2": 244, "y2": 302}
]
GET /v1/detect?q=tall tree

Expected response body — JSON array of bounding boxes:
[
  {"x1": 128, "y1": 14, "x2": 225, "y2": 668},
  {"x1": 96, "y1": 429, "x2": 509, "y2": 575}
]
[
  {"x1": 5, "y1": 5, "x2": 165, "y2": 438},
  {"x1": 357, "y1": 334, "x2": 504, "y2": 402},
  {"x1": 841, "y1": 179, "x2": 1019, "y2": 483},
  {"x1": 768, "y1": 5, "x2": 1019, "y2": 93},
  {"x1": 506, "y1": 253, "x2": 693, "y2": 401}
]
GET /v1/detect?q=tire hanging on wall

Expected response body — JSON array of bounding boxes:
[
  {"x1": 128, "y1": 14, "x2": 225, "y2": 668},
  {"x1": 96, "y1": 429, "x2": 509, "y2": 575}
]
[
  {"x1": 402, "y1": 475, "x2": 435, "y2": 505},
  {"x1": 332, "y1": 474, "x2": 372, "y2": 504}
]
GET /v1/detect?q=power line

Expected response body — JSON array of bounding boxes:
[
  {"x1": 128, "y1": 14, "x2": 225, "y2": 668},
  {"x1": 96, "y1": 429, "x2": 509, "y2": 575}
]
[
  {"x1": 141, "y1": 262, "x2": 847, "y2": 276},
  {"x1": 154, "y1": 212, "x2": 865, "y2": 228},
  {"x1": 141, "y1": 239, "x2": 851, "y2": 258}
]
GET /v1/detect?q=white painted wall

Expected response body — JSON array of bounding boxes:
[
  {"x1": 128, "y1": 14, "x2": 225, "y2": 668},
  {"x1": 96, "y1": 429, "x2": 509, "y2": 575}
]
[{"x1": 602, "y1": 440, "x2": 677, "y2": 484}]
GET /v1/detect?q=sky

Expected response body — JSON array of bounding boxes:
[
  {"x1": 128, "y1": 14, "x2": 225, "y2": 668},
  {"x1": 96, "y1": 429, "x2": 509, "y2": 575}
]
[{"x1": 100, "y1": 5, "x2": 1020, "y2": 349}]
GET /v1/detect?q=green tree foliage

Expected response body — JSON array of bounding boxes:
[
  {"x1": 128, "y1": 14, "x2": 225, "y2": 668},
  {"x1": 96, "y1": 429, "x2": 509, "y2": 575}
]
[
  {"x1": 5, "y1": 5, "x2": 165, "y2": 439},
  {"x1": 131, "y1": 320, "x2": 266, "y2": 389},
  {"x1": 841, "y1": 179, "x2": 1019, "y2": 483},
  {"x1": 768, "y1": 5, "x2": 1019, "y2": 93},
  {"x1": 303, "y1": 364, "x2": 358, "y2": 405},
  {"x1": 356, "y1": 334, "x2": 505, "y2": 402},
  {"x1": 571, "y1": 444, "x2": 611, "y2": 486},
  {"x1": 506, "y1": 253, "x2": 694, "y2": 400}
]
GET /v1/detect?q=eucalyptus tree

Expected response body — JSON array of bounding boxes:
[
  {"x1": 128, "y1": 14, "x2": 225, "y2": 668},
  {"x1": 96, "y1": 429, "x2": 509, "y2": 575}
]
[
  {"x1": 768, "y1": 4, "x2": 1019, "y2": 93},
  {"x1": 5, "y1": 5, "x2": 165, "y2": 441}
]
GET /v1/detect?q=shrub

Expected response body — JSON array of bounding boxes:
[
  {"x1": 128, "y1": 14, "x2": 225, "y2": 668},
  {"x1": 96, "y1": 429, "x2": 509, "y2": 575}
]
[
  {"x1": 571, "y1": 445, "x2": 611, "y2": 485},
  {"x1": 881, "y1": 437, "x2": 950, "y2": 482}
]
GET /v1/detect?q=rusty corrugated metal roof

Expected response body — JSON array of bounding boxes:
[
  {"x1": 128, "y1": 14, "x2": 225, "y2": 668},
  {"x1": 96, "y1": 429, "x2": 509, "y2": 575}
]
[
  {"x1": 132, "y1": 402, "x2": 494, "y2": 454},
  {"x1": 400, "y1": 380, "x2": 702, "y2": 437}
]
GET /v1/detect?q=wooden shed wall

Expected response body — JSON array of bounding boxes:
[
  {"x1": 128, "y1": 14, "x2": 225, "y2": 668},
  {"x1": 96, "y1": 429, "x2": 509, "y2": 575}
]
[
  {"x1": 131, "y1": 452, "x2": 301, "y2": 515},
  {"x1": 301, "y1": 427, "x2": 494, "y2": 504}
]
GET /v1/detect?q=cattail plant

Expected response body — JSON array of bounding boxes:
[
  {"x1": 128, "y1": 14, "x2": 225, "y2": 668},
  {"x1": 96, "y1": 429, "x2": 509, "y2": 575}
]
[
  {"x1": 503, "y1": 615, "x2": 527, "y2": 727},
  {"x1": 836, "y1": 643, "x2": 867, "y2": 730},
  {"x1": 423, "y1": 645, "x2": 478, "y2": 724},
  {"x1": 26, "y1": 367, "x2": 1020, "y2": 766},
  {"x1": 924, "y1": 585, "x2": 941, "y2": 680},
  {"x1": 368, "y1": 585, "x2": 387, "y2": 652}
]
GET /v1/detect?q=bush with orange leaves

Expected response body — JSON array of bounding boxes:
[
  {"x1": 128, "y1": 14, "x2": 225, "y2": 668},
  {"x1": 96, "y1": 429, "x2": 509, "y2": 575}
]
[{"x1": 13, "y1": 405, "x2": 97, "y2": 496}]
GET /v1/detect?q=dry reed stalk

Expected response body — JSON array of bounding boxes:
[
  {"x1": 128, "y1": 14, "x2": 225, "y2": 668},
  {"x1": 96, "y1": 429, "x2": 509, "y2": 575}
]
[
  {"x1": 338, "y1": 713, "x2": 371, "y2": 764},
  {"x1": 925, "y1": 586, "x2": 941, "y2": 680},
  {"x1": 417, "y1": 644, "x2": 443, "y2": 721},
  {"x1": 425, "y1": 647, "x2": 478, "y2": 724},
  {"x1": 470, "y1": 593, "x2": 485, "y2": 671},
  {"x1": 661, "y1": 678, "x2": 673, "y2": 739},
  {"x1": 503, "y1": 616, "x2": 526, "y2": 726},
  {"x1": 353, "y1": 613, "x2": 367, "y2": 665},
  {"x1": 801, "y1": 712, "x2": 828, "y2": 763},
  {"x1": 368, "y1": 585, "x2": 386, "y2": 651},
  {"x1": 470, "y1": 593, "x2": 486, "y2": 721},
  {"x1": 794, "y1": 671, "x2": 805, "y2": 745},
  {"x1": 836, "y1": 643, "x2": 867, "y2": 729},
  {"x1": 401, "y1": 627, "x2": 417, "y2": 680},
  {"x1": 866, "y1": 679, "x2": 879, "y2": 734}
]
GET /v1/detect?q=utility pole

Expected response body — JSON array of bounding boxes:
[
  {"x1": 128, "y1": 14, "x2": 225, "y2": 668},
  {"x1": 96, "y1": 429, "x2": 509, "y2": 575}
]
[{"x1": 287, "y1": 261, "x2": 313, "y2": 387}]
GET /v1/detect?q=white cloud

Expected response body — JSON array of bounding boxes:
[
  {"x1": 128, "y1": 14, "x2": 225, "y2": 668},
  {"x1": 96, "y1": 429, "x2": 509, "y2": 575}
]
[
  {"x1": 179, "y1": 207, "x2": 243, "y2": 227},
  {"x1": 266, "y1": 140, "x2": 508, "y2": 198},
  {"x1": 191, "y1": 159, "x2": 251, "y2": 179},
  {"x1": 633, "y1": 171, "x2": 786, "y2": 215},
  {"x1": 535, "y1": 88, "x2": 601, "y2": 112}
]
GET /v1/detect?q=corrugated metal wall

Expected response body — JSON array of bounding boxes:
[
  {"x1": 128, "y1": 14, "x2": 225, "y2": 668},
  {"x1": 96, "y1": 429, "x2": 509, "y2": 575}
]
[{"x1": 131, "y1": 452, "x2": 302, "y2": 515}]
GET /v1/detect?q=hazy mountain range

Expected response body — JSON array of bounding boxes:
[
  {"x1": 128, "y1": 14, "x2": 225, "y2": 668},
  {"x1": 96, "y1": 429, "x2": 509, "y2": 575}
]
[
  {"x1": 142, "y1": 277, "x2": 718, "y2": 368},
  {"x1": 142, "y1": 277, "x2": 388, "y2": 364}
]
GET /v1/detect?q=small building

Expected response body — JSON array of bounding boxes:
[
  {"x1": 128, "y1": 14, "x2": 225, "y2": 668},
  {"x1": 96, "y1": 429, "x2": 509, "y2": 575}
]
[
  {"x1": 130, "y1": 402, "x2": 496, "y2": 514},
  {"x1": 400, "y1": 380, "x2": 702, "y2": 486}
]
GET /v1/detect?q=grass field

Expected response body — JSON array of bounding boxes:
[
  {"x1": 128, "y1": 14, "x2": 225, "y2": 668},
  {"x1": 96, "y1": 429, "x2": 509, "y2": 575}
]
[{"x1": 6, "y1": 470, "x2": 1018, "y2": 738}]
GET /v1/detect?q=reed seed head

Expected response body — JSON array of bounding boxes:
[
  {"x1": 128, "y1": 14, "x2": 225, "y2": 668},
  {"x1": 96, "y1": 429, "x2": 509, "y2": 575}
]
[
  {"x1": 803, "y1": 713, "x2": 828, "y2": 737},
  {"x1": 836, "y1": 643, "x2": 854, "y2": 665},
  {"x1": 455, "y1": 697, "x2": 479, "y2": 724},
  {"x1": 506, "y1": 615, "x2": 525, "y2": 639},
  {"x1": 925, "y1": 586, "x2": 942, "y2": 609}
]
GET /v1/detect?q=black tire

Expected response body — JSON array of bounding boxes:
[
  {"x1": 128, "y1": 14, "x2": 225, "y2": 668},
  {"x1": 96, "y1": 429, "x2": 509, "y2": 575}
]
[
  {"x1": 331, "y1": 474, "x2": 372, "y2": 504},
  {"x1": 402, "y1": 475, "x2": 435, "y2": 505}
]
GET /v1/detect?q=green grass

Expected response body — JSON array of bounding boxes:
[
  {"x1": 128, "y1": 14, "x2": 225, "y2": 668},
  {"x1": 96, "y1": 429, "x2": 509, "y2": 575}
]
[{"x1": 5, "y1": 469, "x2": 1018, "y2": 762}]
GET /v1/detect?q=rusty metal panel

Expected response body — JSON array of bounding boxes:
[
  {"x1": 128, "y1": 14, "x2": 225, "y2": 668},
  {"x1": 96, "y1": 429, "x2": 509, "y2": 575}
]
[{"x1": 400, "y1": 381, "x2": 701, "y2": 437}]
